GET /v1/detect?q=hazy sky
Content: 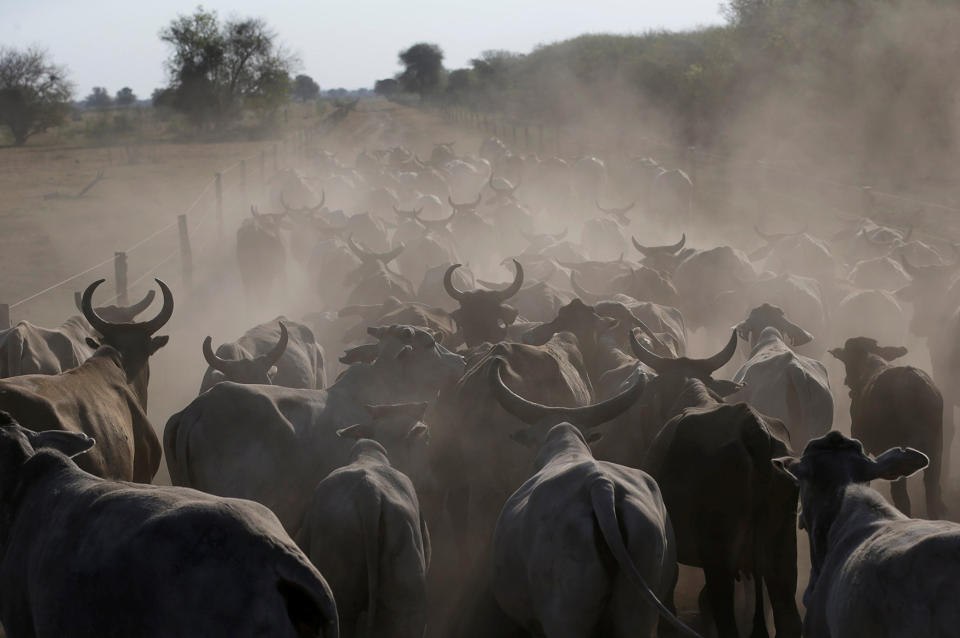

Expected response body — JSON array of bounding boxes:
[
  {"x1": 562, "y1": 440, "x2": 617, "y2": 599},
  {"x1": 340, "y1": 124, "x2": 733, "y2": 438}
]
[{"x1": 1, "y1": 1, "x2": 725, "y2": 99}]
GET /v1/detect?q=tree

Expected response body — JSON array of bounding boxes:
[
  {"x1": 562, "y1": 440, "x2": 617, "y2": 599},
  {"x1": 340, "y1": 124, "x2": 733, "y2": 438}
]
[
  {"x1": 115, "y1": 87, "x2": 136, "y2": 107},
  {"x1": 0, "y1": 46, "x2": 72, "y2": 146},
  {"x1": 292, "y1": 74, "x2": 320, "y2": 101},
  {"x1": 398, "y1": 43, "x2": 444, "y2": 98},
  {"x1": 159, "y1": 7, "x2": 296, "y2": 126},
  {"x1": 374, "y1": 78, "x2": 399, "y2": 97},
  {"x1": 84, "y1": 86, "x2": 112, "y2": 109}
]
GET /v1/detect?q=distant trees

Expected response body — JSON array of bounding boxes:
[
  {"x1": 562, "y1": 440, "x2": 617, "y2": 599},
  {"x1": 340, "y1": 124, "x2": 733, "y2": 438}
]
[
  {"x1": 84, "y1": 86, "x2": 112, "y2": 109},
  {"x1": 374, "y1": 78, "x2": 399, "y2": 98},
  {"x1": 292, "y1": 74, "x2": 320, "y2": 101},
  {"x1": 115, "y1": 87, "x2": 136, "y2": 107},
  {"x1": 398, "y1": 43, "x2": 444, "y2": 98},
  {"x1": 0, "y1": 46, "x2": 72, "y2": 146},
  {"x1": 158, "y1": 7, "x2": 296, "y2": 126}
]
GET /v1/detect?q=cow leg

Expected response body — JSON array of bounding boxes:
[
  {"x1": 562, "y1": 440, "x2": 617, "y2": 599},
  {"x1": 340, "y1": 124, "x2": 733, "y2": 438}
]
[
  {"x1": 702, "y1": 565, "x2": 739, "y2": 638},
  {"x1": 750, "y1": 575, "x2": 769, "y2": 638},
  {"x1": 889, "y1": 477, "x2": 911, "y2": 516}
]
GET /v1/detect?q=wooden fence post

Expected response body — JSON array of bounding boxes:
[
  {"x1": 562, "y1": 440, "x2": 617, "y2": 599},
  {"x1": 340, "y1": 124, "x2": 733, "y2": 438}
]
[
  {"x1": 215, "y1": 172, "x2": 223, "y2": 238},
  {"x1": 114, "y1": 252, "x2": 128, "y2": 306},
  {"x1": 240, "y1": 159, "x2": 247, "y2": 205},
  {"x1": 178, "y1": 214, "x2": 193, "y2": 290},
  {"x1": 0, "y1": 304, "x2": 9, "y2": 330}
]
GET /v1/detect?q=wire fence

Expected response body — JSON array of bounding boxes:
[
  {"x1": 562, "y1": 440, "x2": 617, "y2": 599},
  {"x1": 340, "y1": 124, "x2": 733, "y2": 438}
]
[{"x1": 1, "y1": 129, "x2": 314, "y2": 329}]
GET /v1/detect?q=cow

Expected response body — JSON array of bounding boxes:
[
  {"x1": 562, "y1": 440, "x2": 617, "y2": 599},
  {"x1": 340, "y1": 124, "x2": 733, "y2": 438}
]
[
  {"x1": 338, "y1": 298, "x2": 457, "y2": 347},
  {"x1": 443, "y1": 260, "x2": 524, "y2": 347},
  {"x1": 343, "y1": 236, "x2": 415, "y2": 306},
  {"x1": 487, "y1": 362, "x2": 701, "y2": 638},
  {"x1": 0, "y1": 416, "x2": 339, "y2": 638},
  {"x1": 631, "y1": 331, "x2": 802, "y2": 638},
  {"x1": 773, "y1": 431, "x2": 960, "y2": 638},
  {"x1": 200, "y1": 318, "x2": 326, "y2": 393},
  {"x1": 237, "y1": 206, "x2": 287, "y2": 303},
  {"x1": 0, "y1": 279, "x2": 172, "y2": 482},
  {"x1": 733, "y1": 304, "x2": 833, "y2": 447},
  {"x1": 165, "y1": 325, "x2": 465, "y2": 531},
  {"x1": 750, "y1": 227, "x2": 836, "y2": 283},
  {"x1": 829, "y1": 337, "x2": 943, "y2": 518},
  {"x1": 0, "y1": 289, "x2": 158, "y2": 378},
  {"x1": 631, "y1": 233, "x2": 689, "y2": 273},
  {"x1": 298, "y1": 428, "x2": 431, "y2": 638}
]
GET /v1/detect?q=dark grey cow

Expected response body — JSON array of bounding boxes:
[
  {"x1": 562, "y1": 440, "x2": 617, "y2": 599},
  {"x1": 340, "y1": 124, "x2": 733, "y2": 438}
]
[
  {"x1": 298, "y1": 427, "x2": 430, "y2": 638},
  {"x1": 0, "y1": 416, "x2": 338, "y2": 638},
  {"x1": 488, "y1": 364, "x2": 701, "y2": 637},
  {"x1": 166, "y1": 325, "x2": 464, "y2": 531},
  {"x1": 200, "y1": 318, "x2": 326, "y2": 393},
  {"x1": 774, "y1": 431, "x2": 960, "y2": 638},
  {"x1": 443, "y1": 260, "x2": 524, "y2": 347}
]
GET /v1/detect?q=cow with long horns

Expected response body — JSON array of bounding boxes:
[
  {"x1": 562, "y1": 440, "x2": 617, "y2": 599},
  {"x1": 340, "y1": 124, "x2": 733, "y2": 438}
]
[
  {"x1": 443, "y1": 260, "x2": 524, "y2": 347},
  {"x1": 0, "y1": 279, "x2": 173, "y2": 482}
]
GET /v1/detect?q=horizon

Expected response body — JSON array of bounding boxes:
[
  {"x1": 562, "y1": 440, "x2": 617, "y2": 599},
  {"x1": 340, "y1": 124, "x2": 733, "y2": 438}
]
[{"x1": 1, "y1": 0, "x2": 725, "y2": 100}]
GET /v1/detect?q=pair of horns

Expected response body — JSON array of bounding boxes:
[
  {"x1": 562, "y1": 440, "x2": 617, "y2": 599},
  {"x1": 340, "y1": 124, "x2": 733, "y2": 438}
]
[
  {"x1": 596, "y1": 200, "x2": 635, "y2": 215},
  {"x1": 489, "y1": 356, "x2": 645, "y2": 428},
  {"x1": 448, "y1": 193, "x2": 482, "y2": 209},
  {"x1": 203, "y1": 322, "x2": 288, "y2": 374},
  {"x1": 629, "y1": 328, "x2": 737, "y2": 375},
  {"x1": 346, "y1": 235, "x2": 405, "y2": 264},
  {"x1": 81, "y1": 279, "x2": 173, "y2": 336},
  {"x1": 632, "y1": 234, "x2": 686, "y2": 256},
  {"x1": 444, "y1": 260, "x2": 523, "y2": 302}
]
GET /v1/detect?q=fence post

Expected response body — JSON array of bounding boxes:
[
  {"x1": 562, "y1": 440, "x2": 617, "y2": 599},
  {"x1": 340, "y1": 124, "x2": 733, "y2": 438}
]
[
  {"x1": 0, "y1": 304, "x2": 9, "y2": 330},
  {"x1": 114, "y1": 252, "x2": 128, "y2": 306},
  {"x1": 861, "y1": 186, "x2": 874, "y2": 218},
  {"x1": 177, "y1": 214, "x2": 193, "y2": 290},
  {"x1": 215, "y1": 172, "x2": 223, "y2": 238},
  {"x1": 273, "y1": 144, "x2": 279, "y2": 173}
]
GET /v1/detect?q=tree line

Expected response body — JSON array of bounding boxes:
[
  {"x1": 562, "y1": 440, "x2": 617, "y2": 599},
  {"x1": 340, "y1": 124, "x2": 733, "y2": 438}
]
[
  {"x1": 378, "y1": 0, "x2": 960, "y2": 188},
  {"x1": 0, "y1": 7, "x2": 324, "y2": 146}
]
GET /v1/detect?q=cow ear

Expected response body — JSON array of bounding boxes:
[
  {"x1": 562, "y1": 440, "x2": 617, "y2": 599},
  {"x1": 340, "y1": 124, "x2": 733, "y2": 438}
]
[
  {"x1": 85, "y1": 337, "x2": 100, "y2": 350},
  {"x1": 28, "y1": 430, "x2": 95, "y2": 458},
  {"x1": 336, "y1": 424, "x2": 375, "y2": 440},
  {"x1": 828, "y1": 348, "x2": 845, "y2": 363},
  {"x1": 772, "y1": 456, "x2": 804, "y2": 485},
  {"x1": 735, "y1": 321, "x2": 751, "y2": 342},
  {"x1": 867, "y1": 447, "x2": 929, "y2": 481},
  {"x1": 150, "y1": 335, "x2": 170, "y2": 354},
  {"x1": 509, "y1": 428, "x2": 538, "y2": 448},
  {"x1": 878, "y1": 346, "x2": 907, "y2": 361}
]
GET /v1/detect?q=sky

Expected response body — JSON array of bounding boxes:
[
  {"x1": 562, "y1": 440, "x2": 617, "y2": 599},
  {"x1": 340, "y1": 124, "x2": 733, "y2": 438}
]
[{"x1": 0, "y1": 0, "x2": 725, "y2": 100}]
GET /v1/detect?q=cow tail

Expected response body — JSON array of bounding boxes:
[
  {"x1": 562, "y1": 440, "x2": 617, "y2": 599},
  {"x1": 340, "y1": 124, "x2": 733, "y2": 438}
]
[
  {"x1": 162, "y1": 410, "x2": 189, "y2": 487},
  {"x1": 589, "y1": 478, "x2": 704, "y2": 638},
  {"x1": 360, "y1": 483, "x2": 382, "y2": 638}
]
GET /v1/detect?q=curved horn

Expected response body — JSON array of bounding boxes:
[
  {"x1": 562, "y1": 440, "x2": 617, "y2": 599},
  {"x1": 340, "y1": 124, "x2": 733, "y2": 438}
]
[
  {"x1": 80, "y1": 279, "x2": 111, "y2": 336},
  {"x1": 317, "y1": 189, "x2": 325, "y2": 209},
  {"x1": 261, "y1": 322, "x2": 289, "y2": 369},
  {"x1": 202, "y1": 336, "x2": 232, "y2": 373},
  {"x1": 139, "y1": 279, "x2": 174, "y2": 335},
  {"x1": 393, "y1": 204, "x2": 418, "y2": 220},
  {"x1": 632, "y1": 233, "x2": 686, "y2": 255},
  {"x1": 496, "y1": 259, "x2": 524, "y2": 301},
  {"x1": 629, "y1": 328, "x2": 670, "y2": 372},
  {"x1": 596, "y1": 200, "x2": 636, "y2": 215},
  {"x1": 489, "y1": 357, "x2": 645, "y2": 428},
  {"x1": 121, "y1": 289, "x2": 156, "y2": 319},
  {"x1": 699, "y1": 329, "x2": 739, "y2": 373},
  {"x1": 628, "y1": 313, "x2": 672, "y2": 356},
  {"x1": 346, "y1": 235, "x2": 371, "y2": 260},
  {"x1": 443, "y1": 264, "x2": 468, "y2": 301}
]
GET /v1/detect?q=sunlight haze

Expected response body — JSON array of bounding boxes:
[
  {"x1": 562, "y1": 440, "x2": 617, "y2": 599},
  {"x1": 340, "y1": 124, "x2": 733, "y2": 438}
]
[{"x1": 1, "y1": 0, "x2": 724, "y2": 98}]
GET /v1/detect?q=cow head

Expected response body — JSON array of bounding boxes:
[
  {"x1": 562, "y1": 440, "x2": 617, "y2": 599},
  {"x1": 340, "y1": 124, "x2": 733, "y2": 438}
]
[
  {"x1": 632, "y1": 233, "x2": 687, "y2": 273},
  {"x1": 773, "y1": 430, "x2": 928, "y2": 601},
  {"x1": 444, "y1": 260, "x2": 523, "y2": 347},
  {"x1": 337, "y1": 402, "x2": 433, "y2": 491},
  {"x1": 448, "y1": 193, "x2": 483, "y2": 218},
  {"x1": 488, "y1": 356, "x2": 645, "y2": 452},
  {"x1": 829, "y1": 337, "x2": 907, "y2": 394},
  {"x1": 202, "y1": 322, "x2": 288, "y2": 386},
  {"x1": 81, "y1": 279, "x2": 173, "y2": 409},
  {"x1": 737, "y1": 303, "x2": 814, "y2": 350},
  {"x1": 630, "y1": 329, "x2": 742, "y2": 423},
  {"x1": 596, "y1": 200, "x2": 635, "y2": 226},
  {"x1": 74, "y1": 289, "x2": 156, "y2": 324}
]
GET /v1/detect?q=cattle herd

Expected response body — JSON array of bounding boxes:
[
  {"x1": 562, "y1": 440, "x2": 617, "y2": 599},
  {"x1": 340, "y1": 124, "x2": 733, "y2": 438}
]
[{"x1": 2, "y1": 125, "x2": 960, "y2": 638}]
